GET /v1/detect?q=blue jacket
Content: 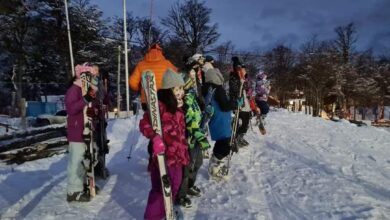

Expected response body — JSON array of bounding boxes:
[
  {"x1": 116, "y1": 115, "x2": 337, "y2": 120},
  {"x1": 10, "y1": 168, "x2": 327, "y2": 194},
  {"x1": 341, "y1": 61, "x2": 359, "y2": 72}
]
[{"x1": 207, "y1": 84, "x2": 237, "y2": 141}]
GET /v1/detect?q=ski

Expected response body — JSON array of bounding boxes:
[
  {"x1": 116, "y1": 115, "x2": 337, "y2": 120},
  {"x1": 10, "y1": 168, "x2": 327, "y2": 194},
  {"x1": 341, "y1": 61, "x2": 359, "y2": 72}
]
[
  {"x1": 80, "y1": 72, "x2": 97, "y2": 198},
  {"x1": 226, "y1": 68, "x2": 246, "y2": 175},
  {"x1": 141, "y1": 70, "x2": 175, "y2": 220},
  {"x1": 95, "y1": 75, "x2": 109, "y2": 179},
  {"x1": 200, "y1": 87, "x2": 216, "y2": 131}
]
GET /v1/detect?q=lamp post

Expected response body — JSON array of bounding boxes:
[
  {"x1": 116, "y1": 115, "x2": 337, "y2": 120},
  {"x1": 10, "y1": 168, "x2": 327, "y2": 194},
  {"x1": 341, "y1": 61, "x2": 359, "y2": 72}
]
[
  {"x1": 123, "y1": 0, "x2": 130, "y2": 117},
  {"x1": 64, "y1": 0, "x2": 75, "y2": 77}
]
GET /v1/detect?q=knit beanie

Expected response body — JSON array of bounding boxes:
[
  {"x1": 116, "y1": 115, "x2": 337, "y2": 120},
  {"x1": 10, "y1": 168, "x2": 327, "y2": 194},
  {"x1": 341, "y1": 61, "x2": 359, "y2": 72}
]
[
  {"x1": 205, "y1": 55, "x2": 214, "y2": 62},
  {"x1": 161, "y1": 68, "x2": 185, "y2": 89},
  {"x1": 205, "y1": 68, "x2": 224, "y2": 86},
  {"x1": 232, "y1": 56, "x2": 245, "y2": 68}
]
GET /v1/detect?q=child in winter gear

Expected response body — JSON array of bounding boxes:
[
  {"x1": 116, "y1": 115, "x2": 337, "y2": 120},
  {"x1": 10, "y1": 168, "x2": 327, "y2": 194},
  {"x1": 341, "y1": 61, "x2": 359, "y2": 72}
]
[
  {"x1": 185, "y1": 55, "x2": 210, "y2": 158},
  {"x1": 65, "y1": 64, "x2": 98, "y2": 202},
  {"x1": 203, "y1": 68, "x2": 240, "y2": 179},
  {"x1": 176, "y1": 68, "x2": 211, "y2": 208},
  {"x1": 255, "y1": 71, "x2": 271, "y2": 134},
  {"x1": 139, "y1": 69, "x2": 189, "y2": 220},
  {"x1": 229, "y1": 57, "x2": 251, "y2": 148}
]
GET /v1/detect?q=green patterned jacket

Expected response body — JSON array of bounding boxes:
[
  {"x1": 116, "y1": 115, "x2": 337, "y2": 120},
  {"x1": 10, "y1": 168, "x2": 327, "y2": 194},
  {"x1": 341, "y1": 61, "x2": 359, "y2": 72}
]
[{"x1": 183, "y1": 91, "x2": 210, "y2": 150}]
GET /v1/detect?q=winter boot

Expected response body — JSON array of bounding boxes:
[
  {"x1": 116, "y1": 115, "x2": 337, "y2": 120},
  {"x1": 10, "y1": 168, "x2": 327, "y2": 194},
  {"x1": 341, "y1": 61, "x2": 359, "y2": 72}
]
[
  {"x1": 236, "y1": 134, "x2": 249, "y2": 147},
  {"x1": 67, "y1": 191, "x2": 91, "y2": 202},
  {"x1": 187, "y1": 186, "x2": 201, "y2": 197},
  {"x1": 208, "y1": 154, "x2": 229, "y2": 180},
  {"x1": 202, "y1": 149, "x2": 210, "y2": 159},
  {"x1": 258, "y1": 115, "x2": 266, "y2": 135},
  {"x1": 176, "y1": 196, "x2": 192, "y2": 208}
]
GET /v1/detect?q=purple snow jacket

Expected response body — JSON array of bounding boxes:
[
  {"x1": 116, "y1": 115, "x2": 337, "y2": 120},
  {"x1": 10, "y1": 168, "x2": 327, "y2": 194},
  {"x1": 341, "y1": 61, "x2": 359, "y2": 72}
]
[
  {"x1": 65, "y1": 84, "x2": 87, "y2": 142},
  {"x1": 255, "y1": 73, "x2": 271, "y2": 102}
]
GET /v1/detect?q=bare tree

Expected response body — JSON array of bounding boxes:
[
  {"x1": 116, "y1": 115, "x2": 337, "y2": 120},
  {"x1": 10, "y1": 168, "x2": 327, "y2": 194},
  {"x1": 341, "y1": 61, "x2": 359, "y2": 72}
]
[
  {"x1": 334, "y1": 22, "x2": 357, "y2": 64},
  {"x1": 135, "y1": 17, "x2": 166, "y2": 53},
  {"x1": 161, "y1": 0, "x2": 220, "y2": 54},
  {"x1": 211, "y1": 41, "x2": 235, "y2": 63},
  {"x1": 260, "y1": 45, "x2": 296, "y2": 106},
  {"x1": 110, "y1": 13, "x2": 137, "y2": 45},
  {"x1": 298, "y1": 39, "x2": 338, "y2": 116}
]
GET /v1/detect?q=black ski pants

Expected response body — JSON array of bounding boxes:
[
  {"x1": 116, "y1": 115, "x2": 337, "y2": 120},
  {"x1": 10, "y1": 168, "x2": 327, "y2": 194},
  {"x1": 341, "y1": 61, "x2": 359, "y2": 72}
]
[
  {"x1": 256, "y1": 100, "x2": 269, "y2": 116},
  {"x1": 236, "y1": 111, "x2": 251, "y2": 136},
  {"x1": 178, "y1": 144, "x2": 203, "y2": 199},
  {"x1": 213, "y1": 138, "x2": 232, "y2": 160}
]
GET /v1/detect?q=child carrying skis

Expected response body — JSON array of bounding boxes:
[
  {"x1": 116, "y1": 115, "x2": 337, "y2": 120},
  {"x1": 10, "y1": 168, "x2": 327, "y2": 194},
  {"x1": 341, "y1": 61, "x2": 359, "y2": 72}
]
[
  {"x1": 65, "y1": 64, "x2": 98, "y2": 202},
  {"x1": 229, "y1": 57, "x2": 251, "y2": 147},
  {"x1": 139, "y1": 69, "x2": 189, "y2": 220},
  {"x1": 203, "y1": 68, "x2": 243, "y2": 179}
]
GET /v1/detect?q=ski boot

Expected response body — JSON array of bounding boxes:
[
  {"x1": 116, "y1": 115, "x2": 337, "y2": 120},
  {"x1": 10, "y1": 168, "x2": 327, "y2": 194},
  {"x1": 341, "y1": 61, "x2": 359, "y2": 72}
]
[
  {"x1": 257, "y1": 115, "x2": 266, "y2": 135},
  {"x1": 236, "y1": 134, "x2": 249, "y2": 147},
  {"x1": 176, "y1": 196, "x2": 192, "y2": 208},
  {"x1": 208, "y1": 154, "x2": 229, "y2": 180},
  {"x1": 67, "y1": 191, "x2": 91, "y2": 202},
  {"x1": 187, "y1": 185, "x2": 201, "y2": 197},
  {"x1": 202, "y1": 149, "x2": 210, "y2": 159}
]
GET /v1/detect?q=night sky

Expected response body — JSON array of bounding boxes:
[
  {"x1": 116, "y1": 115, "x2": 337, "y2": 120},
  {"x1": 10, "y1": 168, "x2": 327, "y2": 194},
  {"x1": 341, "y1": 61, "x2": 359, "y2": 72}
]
[{"x1": 93, "y1": 0, "x2": 390, "y2": 54}]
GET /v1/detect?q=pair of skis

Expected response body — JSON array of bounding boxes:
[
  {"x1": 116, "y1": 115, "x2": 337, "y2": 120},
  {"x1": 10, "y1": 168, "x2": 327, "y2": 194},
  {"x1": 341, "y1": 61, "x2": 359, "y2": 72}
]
[
  {"x1": 141, "y1": 71, "x2": 175, "y2": 220},
  {"x1": 80, "y1": 72, "x2": 98, "y2": 198},
  {"x1": 226, "y1": 68, "x2": 246, "y2": 175},
  {"x1": 95, "y1": 76, "x2": 109, "y2": 179}
]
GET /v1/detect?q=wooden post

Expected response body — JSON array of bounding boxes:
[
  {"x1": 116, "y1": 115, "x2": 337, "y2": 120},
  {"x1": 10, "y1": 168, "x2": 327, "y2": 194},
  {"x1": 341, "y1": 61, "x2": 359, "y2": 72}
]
[
  {"x1": 11, "y1": 91, "x2": 16, "y2": 108},
  {"x1": 20, "y1": 98, "x2": 27, "y2": 130}
]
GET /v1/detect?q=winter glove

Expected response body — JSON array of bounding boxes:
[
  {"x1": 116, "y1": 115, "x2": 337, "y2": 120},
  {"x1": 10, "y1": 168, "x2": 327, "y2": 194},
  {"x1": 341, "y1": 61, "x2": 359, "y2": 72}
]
[
  {"x1": 152, "y1": 135, "x2": 165, "y2": 156},
  {"x1": 237, "y1": 97, "x2": 244, "y2": 108},
  {"x1": 86, "y1": 107, "x2": 96, "y2": 118},
  {"x1": 204, "y1": 105, "x2": 214, "y2": 117}
]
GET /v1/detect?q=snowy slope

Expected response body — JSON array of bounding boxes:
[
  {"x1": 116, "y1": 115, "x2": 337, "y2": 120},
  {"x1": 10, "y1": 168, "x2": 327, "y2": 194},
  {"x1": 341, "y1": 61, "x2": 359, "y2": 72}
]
[{"x1": 1, "y1": 109, "x2": 390, "y2": 220}]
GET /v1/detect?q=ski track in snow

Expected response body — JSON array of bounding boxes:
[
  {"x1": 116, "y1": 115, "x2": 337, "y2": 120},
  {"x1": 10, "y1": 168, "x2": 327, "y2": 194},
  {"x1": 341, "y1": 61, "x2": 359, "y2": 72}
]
[{"x1": 0, "y1": 109, "x2": 389, "y2": 220}]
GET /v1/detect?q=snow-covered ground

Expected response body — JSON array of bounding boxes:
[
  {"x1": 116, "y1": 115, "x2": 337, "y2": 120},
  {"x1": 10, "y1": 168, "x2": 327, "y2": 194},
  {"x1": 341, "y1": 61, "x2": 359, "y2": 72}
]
[{"x1": 1, "y1": 109, "x2": 390, "y2": 220}]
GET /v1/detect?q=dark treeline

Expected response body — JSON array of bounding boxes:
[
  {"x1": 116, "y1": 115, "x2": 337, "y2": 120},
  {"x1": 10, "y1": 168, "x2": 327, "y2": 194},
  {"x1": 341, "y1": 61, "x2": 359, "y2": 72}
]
[{"x1": 1, "y1": 0, "x2": 389, "y2": 118}]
